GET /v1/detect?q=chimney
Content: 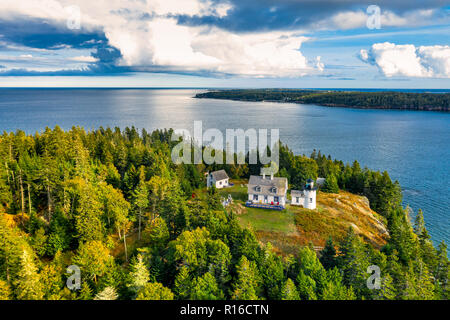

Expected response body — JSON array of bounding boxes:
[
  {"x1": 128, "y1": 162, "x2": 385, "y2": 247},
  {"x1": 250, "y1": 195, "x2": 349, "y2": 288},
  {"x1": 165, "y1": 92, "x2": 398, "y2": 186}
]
[
  {"x1": 310, "y1": 181, "x2": 314, "y2": 188},
  {"x1": 270, "y1": 174, "x2": 273, "y2": 180},
  {"x1": 262, "y1": 173, "x2": 266, "y2": 179}
]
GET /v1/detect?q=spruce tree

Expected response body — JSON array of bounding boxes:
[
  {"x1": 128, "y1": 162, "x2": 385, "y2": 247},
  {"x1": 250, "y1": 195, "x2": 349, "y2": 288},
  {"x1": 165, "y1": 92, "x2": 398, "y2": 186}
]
[
  {"x1": 296, "y1": 269, "x2": 317, "y2": 300},
  {"x1": 376, "y1": 274, "x2": 396, "y2": 300},
  {"x1": 320, "y1": 237, "x2": 337, "y2": 270},
  {"x1": 133, "y1": 177, "x2": 149, "y2": 241},
  {"x1": 413, "y1": 209, "x2": 426, "y2": 237},
  {"x1": 190, "y1": 272, "x2": 224, "y2": 300},
  {"x1": 127, "y1": 254, "x2": 150, "y2": 294},
  {"x1": 94, "y1": 286, "x2": 118, "y2": 300},
  {"x1": 281, "y1": 279, "x2": 300, "y2": 300},
  {"x1": 78, "y1": 282, "x2": 93, "y2": 300},
  {"x1": 232, "y1": 256, "x2": 262, "y2": 300},
  {"x1": 174, "y1": 266, "x2": 192, "y2": 299},
  {"x1": 14, "y1": 249, "x2": 44, "y2": 300},
  {"x1": 322, "y1": 174, "x2": 339, "y2": 193},
  {"x1": 136, "y1": 282, "x2": 174, "y2": 300}
]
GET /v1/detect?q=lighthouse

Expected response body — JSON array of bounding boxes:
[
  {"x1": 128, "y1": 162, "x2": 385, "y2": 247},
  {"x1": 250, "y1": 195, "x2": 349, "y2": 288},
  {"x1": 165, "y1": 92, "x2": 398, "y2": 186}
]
[
  {"x1": 290, "y1": 178, "x2": 317, "y2": 209},
  {"x1": 303, "y1": 179, "x2": 317, "y2": 209}
]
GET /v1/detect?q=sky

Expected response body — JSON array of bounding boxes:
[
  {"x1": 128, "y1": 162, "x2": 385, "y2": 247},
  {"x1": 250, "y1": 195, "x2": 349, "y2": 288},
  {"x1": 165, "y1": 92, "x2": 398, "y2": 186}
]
[{"x1": 0, "y1": 0, "x2": 449, "y2": 88}]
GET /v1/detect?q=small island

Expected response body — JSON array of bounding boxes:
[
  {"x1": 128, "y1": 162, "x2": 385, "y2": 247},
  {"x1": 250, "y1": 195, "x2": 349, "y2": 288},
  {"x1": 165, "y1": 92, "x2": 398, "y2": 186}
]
[{"x1": 195, "y1": 89, "x2": 450, "y2": 112}]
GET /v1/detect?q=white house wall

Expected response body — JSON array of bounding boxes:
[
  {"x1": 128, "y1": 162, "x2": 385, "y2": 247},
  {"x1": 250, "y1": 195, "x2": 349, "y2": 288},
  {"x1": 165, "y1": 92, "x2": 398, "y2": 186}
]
[
  {"x1": 249, "y1": 193, "x2": 286, "y2": 206},
  {"x1": 215, "y1": 179, "x2": 228, "y2": 189}
]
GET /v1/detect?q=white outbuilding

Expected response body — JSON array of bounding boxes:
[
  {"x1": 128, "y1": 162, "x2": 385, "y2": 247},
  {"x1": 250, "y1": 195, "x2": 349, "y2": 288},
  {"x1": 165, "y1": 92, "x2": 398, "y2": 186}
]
[{"x1": 207, "y1": 170, "x2": 230, "y2": 189}]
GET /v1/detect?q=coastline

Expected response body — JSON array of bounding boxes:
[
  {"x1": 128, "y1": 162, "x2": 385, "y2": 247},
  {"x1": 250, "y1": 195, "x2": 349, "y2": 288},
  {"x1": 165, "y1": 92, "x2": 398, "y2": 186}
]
[{"x1": 195, "y1": 90, "x2": 450, "y2": 112}]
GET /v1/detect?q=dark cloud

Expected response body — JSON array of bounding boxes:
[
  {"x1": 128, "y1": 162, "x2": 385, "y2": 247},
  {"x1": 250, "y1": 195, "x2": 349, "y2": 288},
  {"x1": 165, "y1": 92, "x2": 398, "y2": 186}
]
[
  {"x1": 91, "y1": 47, "x2": 122, "y2": 63},
  {"x1": 0, "y1": 64, "x2": 133, "y2": 77},
  {"x1": 0, "y1": 17, "x2": 106, "y2": 50},
  {"x1": 177, "y1": 0, "x2": 446, "y2": 32}
]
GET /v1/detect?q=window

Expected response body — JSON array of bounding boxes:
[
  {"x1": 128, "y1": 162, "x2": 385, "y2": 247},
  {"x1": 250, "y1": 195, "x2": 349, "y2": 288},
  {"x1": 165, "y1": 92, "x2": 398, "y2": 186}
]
[
  {"x1": 296, "y1": 197, "x2": 299, "y2": 202},
  {"x1": 255, "y1": 186, "x2": 261, "y2": 192},
  {"x1": 274, "y1": 196, "x2": 279, "y2": 202},
  {"x1": 264, "y1": 195, "x2": 268, "y2": 202},
  {"x1": 310, "y1": 198, "x2": 313, "y2": 203},
  {"x1": 271, "y1": 187, "x2": 277, "y2": 193},
  {"x1": 219, "y1": 181, "x2": 222, "y2": 185},
  {"x1": 253, "y1": 194, "x2": 258, "y2": 201}
]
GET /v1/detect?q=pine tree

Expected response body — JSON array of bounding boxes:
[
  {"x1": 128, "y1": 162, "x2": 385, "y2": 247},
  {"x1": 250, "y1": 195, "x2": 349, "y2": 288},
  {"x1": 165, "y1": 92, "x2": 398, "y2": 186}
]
[
  {"x1": 296, "y1": 269, "x2": 317, "y2": 300},
  {"x1": 127, "y1": 254, "x2": 150, "y2": 294},
  {"x1": 14, "y1": 249, "x2": 44, "y2": 300},
  {"x1": 30, "y1": 227, "x2": 47, "y2": 257},
  {"x1": 94, "y1": 286, "x2": 118, "y2": 300},
  {"x1": 322, "y1": 174, "x2": 339, "y2": 193},
  {"x1": 297, "y1": 246, "x2": 327, "y2": 296},
  {"x1": 435, "y1": 241, "x2": 449, "y2": 298},
  {"x1": 413, "y1": 209, "x2": 426, "y2": 237},
  {"x1": 133, "y1": 177, "x2": 149, "y2": 241},
  {"x1": 281, "y1": 279, "x2": 300, "y2": 300},
  {"x1": 376, "y1": 274, "x2": 396, "y2": 300},
  {"x1": 259, "y1": 243, "x2": 285, "y2": 299},
  {"x1": 320, "y1": 237, "x2": 337, "y2": 270},
  {"x1": 78, "y1": 282, "x2": 93, "y2": 300},
  {"x1": 136, "y1": 282, "x2": 174, "y2": 300},
  {"x1": 232, "y1": 256, "x2": 262, "y2": 300},
  {"x1": 142, "y1": 216, "x2": 170, "y2": 251},
  {"x1": 174, "y1": 266, "x2": 192, "y2": 299},
  {"x1": 73, "y1": 240, "x2": 114, "y2": 283},
  {"x1": 190, "y1": 272, "x2": 224, "y2": 300},
  {"x1": 338, "y1": 227, "x2": 370, "y2": 298},
  {"x1": 322, "y1": 267, "x2": 356, "y2": 300}
]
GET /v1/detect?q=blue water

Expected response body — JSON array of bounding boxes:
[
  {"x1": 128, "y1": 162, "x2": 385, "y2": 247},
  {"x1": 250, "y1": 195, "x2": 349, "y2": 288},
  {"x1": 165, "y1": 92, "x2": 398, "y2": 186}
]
[{"x1": 0, "y1": 88, "x2": 448, "y2": 247}]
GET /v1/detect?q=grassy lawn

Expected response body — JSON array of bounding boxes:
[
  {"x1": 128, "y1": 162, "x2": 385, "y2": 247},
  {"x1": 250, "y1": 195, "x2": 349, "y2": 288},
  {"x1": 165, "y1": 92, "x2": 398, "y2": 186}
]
[
  {"x1": 237, "y1": 207, "x2": 296, "y2": 234},
  {"x1": 217, "y1": 179, "x2": 248, "y2": 201}
]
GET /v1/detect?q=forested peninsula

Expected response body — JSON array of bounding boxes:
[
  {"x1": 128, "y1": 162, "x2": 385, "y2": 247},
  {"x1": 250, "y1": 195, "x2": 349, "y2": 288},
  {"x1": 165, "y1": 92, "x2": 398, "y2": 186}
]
[
  {"x1": 195, "y1": 89, "x2": 450, "y2": 111},
  {"x1": 0, "y1": 127, "x2": 448, "y2": 300}
]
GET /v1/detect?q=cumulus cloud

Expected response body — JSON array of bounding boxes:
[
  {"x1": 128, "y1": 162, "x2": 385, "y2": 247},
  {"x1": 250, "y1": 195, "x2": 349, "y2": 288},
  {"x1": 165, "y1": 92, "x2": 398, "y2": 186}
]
[
  {"x1": 2, "y1": 1, "x2": 446, "y2": 78},
  {"x1": 316, "y1": 8, "x2": 445, "y2": 30},
  {"x1": 360, "y1": 42, "x2": 450, "y2": 78},
  {"x1": 0, "y1": 0, "x2": 324, "y2": 77}
]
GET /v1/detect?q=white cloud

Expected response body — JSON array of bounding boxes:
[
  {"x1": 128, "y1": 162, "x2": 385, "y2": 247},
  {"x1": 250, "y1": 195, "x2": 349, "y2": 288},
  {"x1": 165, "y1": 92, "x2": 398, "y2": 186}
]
[
  {"x1": 69, "y1": 56, "x2": 98, "y2": 62},
  {"x1": 0, "y1": 0, "x2": 323, "y2": 77},
  {"x1": 360, "y1": 42, "x2": 450, "y2": 78},
  {"x1": 316, "y1": 8, "x2": 445, "y2": 30}
]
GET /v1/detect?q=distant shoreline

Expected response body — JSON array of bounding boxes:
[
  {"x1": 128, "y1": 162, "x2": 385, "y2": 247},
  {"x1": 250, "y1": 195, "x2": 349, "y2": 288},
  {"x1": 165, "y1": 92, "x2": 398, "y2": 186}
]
[{"x1": 195, "y1": 89, "x2": 450, "y2": 112}]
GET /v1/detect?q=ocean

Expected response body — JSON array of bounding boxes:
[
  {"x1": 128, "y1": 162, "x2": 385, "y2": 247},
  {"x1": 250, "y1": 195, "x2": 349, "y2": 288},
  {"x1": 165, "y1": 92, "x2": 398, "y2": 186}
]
[{"x1": 0, "y1": 88, "x2": 448, "y2": 247}]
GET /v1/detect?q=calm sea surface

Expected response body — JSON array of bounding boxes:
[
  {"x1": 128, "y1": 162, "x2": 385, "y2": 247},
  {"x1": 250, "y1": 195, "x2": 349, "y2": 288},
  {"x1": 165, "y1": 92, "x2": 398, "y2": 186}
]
[{"x1": 0, "y1": 88, "x2": 448, "y2": 247}]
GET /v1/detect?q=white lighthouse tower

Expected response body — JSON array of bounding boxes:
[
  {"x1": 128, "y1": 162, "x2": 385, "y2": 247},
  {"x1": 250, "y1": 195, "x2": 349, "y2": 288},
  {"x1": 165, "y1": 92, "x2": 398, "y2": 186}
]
[{"x1": 303, "y1": 179, "x2": 317, "y2": 209}]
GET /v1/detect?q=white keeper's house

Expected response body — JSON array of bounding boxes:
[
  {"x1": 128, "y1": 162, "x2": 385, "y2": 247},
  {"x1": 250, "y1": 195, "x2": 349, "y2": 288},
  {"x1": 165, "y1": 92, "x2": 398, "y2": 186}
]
[
  {"x1": 247, "y1": 173, "x2": 288, "y2": 207},
  {"x1": 207, "y1": 169, "x2": 230, "y2": 189},
  {"x1": 291, "y1": 179, "x2": 317, "y2": 210}
]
